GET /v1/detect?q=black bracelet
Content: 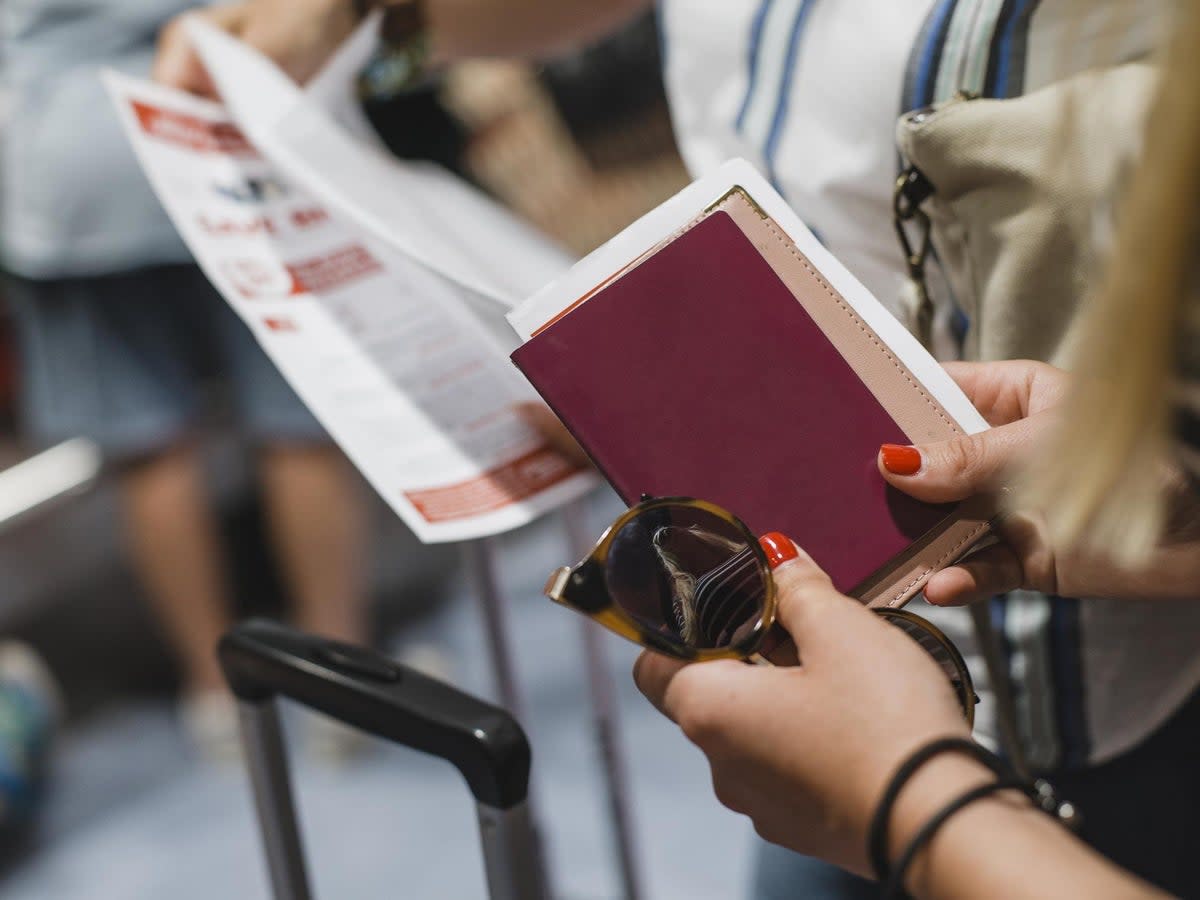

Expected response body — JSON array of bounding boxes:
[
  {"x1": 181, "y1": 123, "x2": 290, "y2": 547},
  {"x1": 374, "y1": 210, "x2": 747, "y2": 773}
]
[
  {"x1": 881, "y1": 776, "x2": 1027, "y2": 900},
  {"x1": 867, "y1": 737, "x2": 1009, "y2": 883}
]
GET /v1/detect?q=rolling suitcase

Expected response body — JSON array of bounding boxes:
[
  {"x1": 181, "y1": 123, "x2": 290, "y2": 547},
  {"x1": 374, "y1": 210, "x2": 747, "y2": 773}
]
[{"x1": 220, "y1": 619, "x2": 551, "y2": 900}]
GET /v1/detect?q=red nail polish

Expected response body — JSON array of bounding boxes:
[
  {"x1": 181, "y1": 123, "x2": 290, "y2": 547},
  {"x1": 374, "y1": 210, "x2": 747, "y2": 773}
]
[
  {"x1": 759, "y1": 532, "x2": 799, "y2": 569},
  {"x1": 880, "y1": 444, "x2": 922, "y2": 476}
]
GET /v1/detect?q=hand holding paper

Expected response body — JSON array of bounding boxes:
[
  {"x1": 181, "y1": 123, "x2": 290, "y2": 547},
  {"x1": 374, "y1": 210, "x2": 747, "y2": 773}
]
[
  {"x1": 154, "y1": 0, "x2": 361, "y2": 97},
  {"x1": 107, "y1": 40, "x2": 597, "y2": 542}
]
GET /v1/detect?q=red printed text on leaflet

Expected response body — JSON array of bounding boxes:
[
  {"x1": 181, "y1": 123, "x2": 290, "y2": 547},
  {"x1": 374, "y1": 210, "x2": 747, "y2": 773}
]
[
  {"x1": 287, "y1": 245, "x2": 383, "y2": 294},
  {"x1": 405, "y1": 447, "x2": 581, "y2": 523},
  {"x1": 130, "y1": 101, "x2": 256, "y2": 156}
]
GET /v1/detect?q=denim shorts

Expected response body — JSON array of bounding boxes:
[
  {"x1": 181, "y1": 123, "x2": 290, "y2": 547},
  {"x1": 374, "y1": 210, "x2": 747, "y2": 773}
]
[{"x1": 5, "y1": 264, "x2": 326, "y2": 458}]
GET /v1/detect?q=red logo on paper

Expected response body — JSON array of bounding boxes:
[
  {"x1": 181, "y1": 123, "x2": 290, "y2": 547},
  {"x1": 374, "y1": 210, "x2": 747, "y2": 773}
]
[
  {"x1": 286, "y1": 245, "x2": 382, "y2": 294},
  {"x1": 221, "y1": 258, "x2": 305, "y2": 299},
  {"x1": 263, "y1": 317, "x2": 298, "y2": 333},
  {"x1": 130, "y1": 101, "x2": 256, "y2": 156}
]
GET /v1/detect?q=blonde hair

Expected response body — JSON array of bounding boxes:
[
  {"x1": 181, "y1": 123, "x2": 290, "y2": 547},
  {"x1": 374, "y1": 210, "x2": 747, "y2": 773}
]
[
  {"x1": 1018, "y1": 0, "x2": 1200, "y2": 563},
  {"x1": 651, "y1": 525, "x2": 745, "y2": 645}
]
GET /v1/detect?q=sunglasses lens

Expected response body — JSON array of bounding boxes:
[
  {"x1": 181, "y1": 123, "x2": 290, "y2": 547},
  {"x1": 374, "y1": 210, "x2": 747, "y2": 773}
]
[{"x1": 604, "y1": 504, "x2": 766, "y2": 651}]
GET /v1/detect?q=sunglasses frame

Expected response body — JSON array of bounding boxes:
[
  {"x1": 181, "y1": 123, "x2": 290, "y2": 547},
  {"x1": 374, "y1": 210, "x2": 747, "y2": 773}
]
[
  {"x1": 546, "y1": 496, "x2": 977, "y2": 723},
  {"x1": 873, "y1": 608, "x2": 977, "y2": 727},
  {"x1": 546, "y1": 496, "x2": 777, "y2": 662}
]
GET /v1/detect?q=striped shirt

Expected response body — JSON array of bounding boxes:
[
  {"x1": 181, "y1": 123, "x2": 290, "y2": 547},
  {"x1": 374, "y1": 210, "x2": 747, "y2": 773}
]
[{"x1": 659, "y1": 0, "x2": 1200, "y2": 769}]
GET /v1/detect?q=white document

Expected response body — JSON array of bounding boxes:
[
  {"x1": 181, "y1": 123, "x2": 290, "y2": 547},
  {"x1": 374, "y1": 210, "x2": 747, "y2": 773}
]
[
  {"x1": 299, "y1": 11, "x2": 384, "y2": 140},
  {"x1": 509, "y1": 158, "x2": 990, "y2": 436},
  {"x1": 105, "y1": 73, "x2": 597, "y2": 543},
  {"x1": 185, "y1": 18, "x2": 572, "y2": 313}
]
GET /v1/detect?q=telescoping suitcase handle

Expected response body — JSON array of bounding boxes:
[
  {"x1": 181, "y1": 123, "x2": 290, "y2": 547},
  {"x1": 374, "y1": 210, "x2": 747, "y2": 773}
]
[{"x1": 219, "y1": 619, "x2": 550, "y2": 900}]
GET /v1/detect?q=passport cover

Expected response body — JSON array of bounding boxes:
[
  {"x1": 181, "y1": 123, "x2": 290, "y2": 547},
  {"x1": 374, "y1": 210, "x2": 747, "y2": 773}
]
[{"x1": 512, "y1": 188, "x2": 992, "y2": 607}]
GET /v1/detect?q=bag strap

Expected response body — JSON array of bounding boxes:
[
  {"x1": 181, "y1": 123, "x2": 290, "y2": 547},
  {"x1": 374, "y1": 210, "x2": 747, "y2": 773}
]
[{"x1": 967, "y1": 602, "x2": 1029, "y2": 778}]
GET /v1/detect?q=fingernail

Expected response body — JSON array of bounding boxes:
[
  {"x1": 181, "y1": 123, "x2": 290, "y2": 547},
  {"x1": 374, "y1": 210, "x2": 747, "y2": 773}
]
[
  {"x1": 758, "y1": 532, "x2": 799, "y2": 569},
  {"x1": 880, "y1": 444, "x2": 922, "y2": 476}
]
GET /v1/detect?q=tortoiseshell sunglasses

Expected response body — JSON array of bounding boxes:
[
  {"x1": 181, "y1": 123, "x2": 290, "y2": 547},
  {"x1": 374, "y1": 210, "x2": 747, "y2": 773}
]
[{"x1": 546, "y1": 496, "x2": 976, "y2": 723}]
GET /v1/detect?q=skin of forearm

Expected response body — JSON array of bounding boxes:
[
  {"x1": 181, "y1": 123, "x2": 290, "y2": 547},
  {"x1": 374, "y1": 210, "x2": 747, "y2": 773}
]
[
  {"x1": 891, "y1": 759, "x2": 1169, "y2": 900},
  {"x1": 918, "y1": 803, "x2": 1167, "y2": 899},
  {"x1": 424, "y1": 0, "x2": 653, "y2": 61}
]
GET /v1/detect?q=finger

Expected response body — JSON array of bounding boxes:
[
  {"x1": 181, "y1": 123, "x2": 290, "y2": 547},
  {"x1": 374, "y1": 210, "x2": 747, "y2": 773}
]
[
  {"x1": 877, "y1": 418, "x2": 1038, "y2": 504},
  {"x1": 940, "y1": 361, "x2": 993, "y2": 404},
  {"x1": 923, "y1": 544, "x2": 1024, "y2": 606},
  {"x1": 942, "y1": 360, "x2": 1058, "y2": 426},
  {"x1": 760, "y1": 535, "x2": 857, "y2": 657},
  {"x1": 153, "y1": 7, "x2": 243, "y2": 96},
  {"x1": 941, "y1": 360, "x2": 1025, "y2": 426},
  {"x1": 632, "y1": 651, "x2": 689, "y2": 721},
  {"x1": 152, "y1": 17, "x2": 205, "y2": 91},
  {"x1": 634, "y1": 653, "x2": 751, "y2": 733},
  {"x1": 180, "y1": 60, "x2": 219, "y2": 99},
  {"x1": 515, "y1": 403, "x2": 592, "y2": 469},
  {"x1": 239, "y1": 18, "x2": 313, "y2": 84}
]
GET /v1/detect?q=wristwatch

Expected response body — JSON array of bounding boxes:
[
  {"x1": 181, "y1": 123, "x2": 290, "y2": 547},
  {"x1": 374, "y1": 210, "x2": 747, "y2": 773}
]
[{"x1": 353, "y1": 0, "x2": 433, "y2": 98}]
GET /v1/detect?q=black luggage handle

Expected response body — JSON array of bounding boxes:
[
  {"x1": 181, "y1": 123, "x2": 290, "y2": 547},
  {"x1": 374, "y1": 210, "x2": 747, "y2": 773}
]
[
  {"x1": 220, "y1": 618, "x2": 530, "y2": 810},
  {"x1": 220, "y1": 620, "x2": 549, "y2": 900}
]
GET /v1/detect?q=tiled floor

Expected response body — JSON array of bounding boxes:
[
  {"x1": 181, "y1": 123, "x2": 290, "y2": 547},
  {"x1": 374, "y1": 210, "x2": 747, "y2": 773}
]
[{"x1": 3, "y1": 492, "x2": 754, "y2": 899}]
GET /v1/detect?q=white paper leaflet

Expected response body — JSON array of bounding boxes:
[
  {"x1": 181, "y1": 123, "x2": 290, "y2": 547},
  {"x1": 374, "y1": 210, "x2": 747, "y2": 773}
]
[
  {"x1": 105, "y1": 73, "x2": 597, "y2": 543},
  {"x1": 186, "y1": 18, "x2": 572, "y2": 313}
]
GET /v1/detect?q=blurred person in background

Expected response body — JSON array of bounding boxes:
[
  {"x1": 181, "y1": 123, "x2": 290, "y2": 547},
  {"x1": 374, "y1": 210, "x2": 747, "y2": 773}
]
[
  {"x1": 0, "y1": 0, "x2": 367, "y2": 759},
  {"x1": 155, "y1": 0, "x2": 1200, "y2": 895}
]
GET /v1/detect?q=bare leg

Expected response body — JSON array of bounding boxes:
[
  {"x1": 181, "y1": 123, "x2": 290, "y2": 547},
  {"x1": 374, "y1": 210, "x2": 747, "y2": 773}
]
[
  {"x1": 257, "y1": 444, "x2": 367, "y2": 644},
  {"x1": 119, "y1": 442, "x2": 230, "y2": 694}
]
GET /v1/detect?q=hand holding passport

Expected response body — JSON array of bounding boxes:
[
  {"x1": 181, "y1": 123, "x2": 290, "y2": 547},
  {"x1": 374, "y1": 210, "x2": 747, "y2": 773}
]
[{"x1": 510, "y1": 161, "x2": 994, "y2": 609}]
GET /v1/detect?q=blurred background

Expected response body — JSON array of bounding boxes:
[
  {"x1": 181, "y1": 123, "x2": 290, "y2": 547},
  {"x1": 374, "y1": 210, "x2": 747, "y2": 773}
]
[{"x1": 0, "y1": 9, "x2": 756, "y2": 899}]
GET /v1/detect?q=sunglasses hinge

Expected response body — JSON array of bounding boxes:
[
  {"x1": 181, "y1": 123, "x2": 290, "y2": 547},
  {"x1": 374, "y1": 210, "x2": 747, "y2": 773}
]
[{"x1": 543, "y1": 567, "x2": 571, "y2": 602}]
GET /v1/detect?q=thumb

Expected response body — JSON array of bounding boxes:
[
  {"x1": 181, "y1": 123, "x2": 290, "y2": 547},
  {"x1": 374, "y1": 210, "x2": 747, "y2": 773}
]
[
  {"x1": 759, "y1": 534, "x2": 849, "y2": 655},
  {"x1": 877, "y1": 419, "x2": 1035, "y2": 504},
  {"x1": 153, "y1": 6, "x2": 247, "y2": 96},
  {"x1": 515, "y1": 403, "x2": 592, "y2": 469}
]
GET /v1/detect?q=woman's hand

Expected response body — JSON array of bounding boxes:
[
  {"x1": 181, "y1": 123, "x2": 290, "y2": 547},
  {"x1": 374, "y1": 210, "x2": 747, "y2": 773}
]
[
  {"x1": 879, "y1": 360, "x2": 1200, "y2": 604},
  {"x1": 153, "y1": 0, "x2": 360, "y2": 97},
  {"x1": 633, "y1": 543, "x2": 975, "y2": 875},
  {"x1": 516, "y1": 403, "x2": 593, "y2": 469}
]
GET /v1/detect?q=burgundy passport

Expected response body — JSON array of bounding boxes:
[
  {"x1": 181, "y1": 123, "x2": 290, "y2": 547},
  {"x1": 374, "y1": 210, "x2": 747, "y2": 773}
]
[{"x1": 512, "y1": 193, "x2": 991, "y2": 605}]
